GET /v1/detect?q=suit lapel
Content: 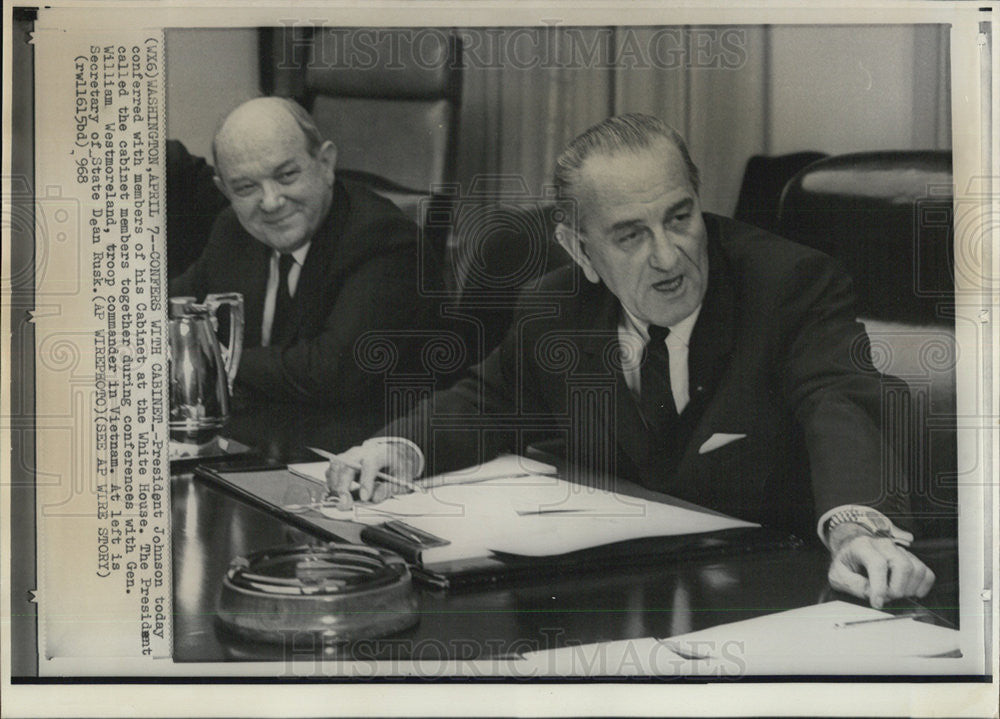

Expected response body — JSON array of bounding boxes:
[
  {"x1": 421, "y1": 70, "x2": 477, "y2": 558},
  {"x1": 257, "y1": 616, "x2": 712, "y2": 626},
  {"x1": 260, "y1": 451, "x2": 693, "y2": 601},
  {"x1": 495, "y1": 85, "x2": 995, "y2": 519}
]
[
  {"x1": 281, "y1": 182, "x2": 349, "y2": 342},
  {"x1": 572, "y1": 283, "x2": 650, "y2": 476},
  {"x1": 687, "y1": 236, "x2": 736, "y2": 407},
  {"x1": 240, "y1": 237, "x2": 270, "y2": 348},
  {"x1": 671, "y1": 231, "x2": 738, "y2": 483}
]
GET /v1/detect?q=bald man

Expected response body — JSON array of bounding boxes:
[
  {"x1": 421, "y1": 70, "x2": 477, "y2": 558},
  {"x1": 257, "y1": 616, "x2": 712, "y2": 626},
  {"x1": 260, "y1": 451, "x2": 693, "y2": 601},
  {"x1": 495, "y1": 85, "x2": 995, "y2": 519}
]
[{"x1": 171, "y1": 97, "x2": 441, "y2": 416}]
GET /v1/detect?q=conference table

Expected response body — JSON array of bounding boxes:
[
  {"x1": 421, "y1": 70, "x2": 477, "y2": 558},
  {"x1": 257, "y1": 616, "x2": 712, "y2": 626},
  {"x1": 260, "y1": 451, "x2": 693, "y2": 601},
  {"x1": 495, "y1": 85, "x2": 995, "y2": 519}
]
[{"x1": 171, "y1": 403, "x2": 959, "y2": 665}]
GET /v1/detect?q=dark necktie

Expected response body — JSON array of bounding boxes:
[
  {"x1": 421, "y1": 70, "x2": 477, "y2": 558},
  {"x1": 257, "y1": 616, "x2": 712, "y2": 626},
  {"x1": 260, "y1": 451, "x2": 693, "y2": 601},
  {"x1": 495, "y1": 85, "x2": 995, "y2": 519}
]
[
  {"x1": 270, "y1": 253, "x2": 295, "y2": 346},
  {"x1": 640, "y1": 324, "x2": 678, "y2": 433}
]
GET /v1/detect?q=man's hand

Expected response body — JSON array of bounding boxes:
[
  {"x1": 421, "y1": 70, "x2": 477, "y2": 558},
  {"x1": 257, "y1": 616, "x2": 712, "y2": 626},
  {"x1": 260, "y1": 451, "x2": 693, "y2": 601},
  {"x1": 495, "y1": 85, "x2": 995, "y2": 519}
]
[
  {"x1": 324, "y1": 438, "x2": 424, "y2": 510},
  {"x1": 827, "y1": 524, "x2": 935, "y2": 609}
]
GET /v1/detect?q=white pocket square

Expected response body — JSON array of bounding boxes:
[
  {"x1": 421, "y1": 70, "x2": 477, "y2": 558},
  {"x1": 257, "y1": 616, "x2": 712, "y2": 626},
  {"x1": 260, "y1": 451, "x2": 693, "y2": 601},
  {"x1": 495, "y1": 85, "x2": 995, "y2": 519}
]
[{"x1": 698, "y1": 433, "x2": 747, "y2": 454}]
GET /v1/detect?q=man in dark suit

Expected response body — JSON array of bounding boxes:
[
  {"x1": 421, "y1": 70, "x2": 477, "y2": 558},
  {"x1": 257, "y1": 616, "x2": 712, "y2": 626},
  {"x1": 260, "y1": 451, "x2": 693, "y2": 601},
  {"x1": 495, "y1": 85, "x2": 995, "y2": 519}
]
[
  {"x1": 328, "y1": 113, "x2": 935, "y2": 608},
  {"x1": 171, "y1": 97, "x2": 440, "y2": 417},
  {"x1": 165, "y1": 139, "x2": 229, "y2": 280}
]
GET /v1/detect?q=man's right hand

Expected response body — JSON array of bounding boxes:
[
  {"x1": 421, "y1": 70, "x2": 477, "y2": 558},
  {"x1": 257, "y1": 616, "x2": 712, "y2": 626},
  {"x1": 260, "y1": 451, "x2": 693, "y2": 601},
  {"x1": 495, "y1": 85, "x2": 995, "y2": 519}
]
[
  {"x1": 827, "y1": 526, "x2": 935, "y2": 609},
  {"x1": 324, "y1": 438, "x2": 425, "y2": 510}
]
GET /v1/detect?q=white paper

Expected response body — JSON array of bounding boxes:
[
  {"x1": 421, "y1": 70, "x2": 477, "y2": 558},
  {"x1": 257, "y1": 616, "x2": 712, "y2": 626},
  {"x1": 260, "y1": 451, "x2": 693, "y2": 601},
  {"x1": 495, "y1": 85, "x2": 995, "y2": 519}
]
[
  {"x1": 518, "y1": 602, "x2": 963, "y2": 677},
  {"x1": 665, "y1": 600, "x2": 961, "y2": 664},
  {"x1": 316, "y1": 471, "x2": 756, "y2": 564},
  {"x1": 518, "y1": 637, "x2": 692, "y2": 676},
  {"x1": 287, "y1": 453, "x2": 557, "y2": 486},
  {"x1": 423, "y1": 454, "x2": 558, "y2": 486}
]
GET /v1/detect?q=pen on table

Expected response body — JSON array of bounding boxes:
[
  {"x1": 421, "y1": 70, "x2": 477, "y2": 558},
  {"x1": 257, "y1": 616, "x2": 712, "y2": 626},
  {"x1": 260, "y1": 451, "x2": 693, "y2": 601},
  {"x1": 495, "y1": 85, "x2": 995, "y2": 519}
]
[
  {"x1": 305, "y1": 446, "x2": 424, "y2": 494},
  {"x1": 515, "y1": 509, "x2": 589, "y2": 516},
  {"x1": 834, "y1": 612, "x2": 928, "y2": 628}
]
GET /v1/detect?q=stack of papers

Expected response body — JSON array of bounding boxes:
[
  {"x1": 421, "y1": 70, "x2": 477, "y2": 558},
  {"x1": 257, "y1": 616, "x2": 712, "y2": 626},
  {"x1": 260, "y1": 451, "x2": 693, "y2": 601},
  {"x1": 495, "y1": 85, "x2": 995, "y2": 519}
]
[
  {"x1": 288, "y1": 455, "x2": 756, "y2": 565},
  {"x1": 287, "y1": 454, "x2": 558, "y2": 488}
]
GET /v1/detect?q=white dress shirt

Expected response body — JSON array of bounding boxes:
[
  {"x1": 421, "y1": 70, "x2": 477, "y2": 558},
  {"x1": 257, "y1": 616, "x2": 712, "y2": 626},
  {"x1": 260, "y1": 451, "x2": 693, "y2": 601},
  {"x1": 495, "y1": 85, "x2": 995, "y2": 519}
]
[{"x1": 261, "y1": 242, "x2": 311, "y2": 347}]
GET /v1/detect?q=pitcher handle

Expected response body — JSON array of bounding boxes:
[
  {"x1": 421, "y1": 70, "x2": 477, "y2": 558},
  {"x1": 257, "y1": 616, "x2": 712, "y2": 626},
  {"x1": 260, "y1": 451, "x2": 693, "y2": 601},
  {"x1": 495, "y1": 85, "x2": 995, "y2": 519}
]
[{"x1": 204, "y1": 292, "x2": 244, "y2": 393}]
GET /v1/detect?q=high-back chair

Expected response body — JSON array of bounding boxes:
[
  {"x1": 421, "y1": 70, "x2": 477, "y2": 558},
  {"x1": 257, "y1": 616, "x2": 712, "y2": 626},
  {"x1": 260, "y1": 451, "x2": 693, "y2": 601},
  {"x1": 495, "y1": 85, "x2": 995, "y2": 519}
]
[
  {"x1": 262, "y1": 27, "x2": 462, "y2": 195},
  {"x1": 262, "y1": 27, "x2": 462, "y2": 298}
]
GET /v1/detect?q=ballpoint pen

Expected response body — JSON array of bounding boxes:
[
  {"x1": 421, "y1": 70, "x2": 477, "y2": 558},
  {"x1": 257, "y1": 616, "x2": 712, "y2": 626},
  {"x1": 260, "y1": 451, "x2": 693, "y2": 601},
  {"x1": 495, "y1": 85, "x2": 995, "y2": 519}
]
[
  {"x1": 834, "y1": 611, "x2": 931, "y2": 628},
  {"x1": 515, "y1": 509, "x2": 589, "y2": 516}
]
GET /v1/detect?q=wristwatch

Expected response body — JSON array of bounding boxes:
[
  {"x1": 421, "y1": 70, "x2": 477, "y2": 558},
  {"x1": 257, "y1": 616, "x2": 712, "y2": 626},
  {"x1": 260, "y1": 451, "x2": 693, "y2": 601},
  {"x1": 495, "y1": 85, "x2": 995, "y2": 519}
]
[{"x1": 819, "y1": 504, "x2": 914, "y2": 549}]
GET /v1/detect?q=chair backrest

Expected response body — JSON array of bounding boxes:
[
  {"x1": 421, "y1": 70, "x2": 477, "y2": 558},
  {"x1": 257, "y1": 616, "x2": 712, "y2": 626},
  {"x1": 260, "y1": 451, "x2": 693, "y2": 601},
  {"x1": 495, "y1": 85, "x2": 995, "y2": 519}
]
[
  {"x1": 262, "y1": 27, "x2": 462, "y2": 194},
  {"x1": 777, "y1": 151, "x2": 953, "y2": 326},
  {"x1": 337, "y1": 169, "x2": 450, "y2": 300},
  {"x1": 777, "y1": 151, "x2": 957, "y2": 539},
  {"x1": 733, "y1": 151, "x2": 827, "y2": 234},
  {"x1": 445, "y1": 178, "x2": 572, "y2": 363},
  {"x1": 336, "y1": 169, "x2": 432, "y2": 229}
]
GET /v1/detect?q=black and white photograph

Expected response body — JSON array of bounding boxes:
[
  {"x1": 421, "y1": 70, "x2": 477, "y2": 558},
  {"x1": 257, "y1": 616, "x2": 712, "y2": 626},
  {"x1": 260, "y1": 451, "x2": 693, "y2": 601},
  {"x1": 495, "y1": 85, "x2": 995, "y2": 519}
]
[{"x1": 2, "y1": 1, "x2": 997, "y2": 716}]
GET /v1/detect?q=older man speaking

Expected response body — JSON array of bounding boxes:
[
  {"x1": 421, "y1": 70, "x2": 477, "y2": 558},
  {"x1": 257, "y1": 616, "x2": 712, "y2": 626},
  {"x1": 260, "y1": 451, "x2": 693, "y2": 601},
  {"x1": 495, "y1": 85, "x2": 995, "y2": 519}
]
[
  {"x1": 171, "y1": 97, "x2": 440, "y2": 414},
  {"x1": 327, "y1": 113, "x2": 935, "y2": 609}
]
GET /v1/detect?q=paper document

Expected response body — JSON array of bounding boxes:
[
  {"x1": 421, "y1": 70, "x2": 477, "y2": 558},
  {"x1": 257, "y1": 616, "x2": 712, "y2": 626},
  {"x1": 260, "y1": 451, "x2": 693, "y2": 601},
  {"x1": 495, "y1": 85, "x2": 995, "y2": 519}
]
[
  {"x1": 310, "y1": 469, "x2": 756, "y2": 564},
  {"x1": 517, "y1": 601, "x2": 961, "y2": 676},
  {"x1": 287, "y1": 453, "x2": 558, "y2": 487},
  {"x1": 665, "y1": 600, "x2": 960, "y2": 662},
  {"x1": 518, "y1": 637, "x2": 691, "y2": 676}
]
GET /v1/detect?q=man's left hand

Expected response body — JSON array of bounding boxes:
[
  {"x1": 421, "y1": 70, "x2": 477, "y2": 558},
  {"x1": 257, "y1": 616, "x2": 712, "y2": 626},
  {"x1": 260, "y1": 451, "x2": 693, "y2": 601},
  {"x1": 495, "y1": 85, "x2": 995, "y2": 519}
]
[{"x1": 827, "y1": 528, "x2": 936, "y2": 609}]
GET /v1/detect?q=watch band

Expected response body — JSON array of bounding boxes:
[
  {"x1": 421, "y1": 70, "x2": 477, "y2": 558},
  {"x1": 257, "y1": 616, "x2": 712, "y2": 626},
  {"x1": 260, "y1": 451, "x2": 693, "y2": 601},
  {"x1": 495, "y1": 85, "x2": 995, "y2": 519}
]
[
  {"x1": 825, "y1": 507, "x2": 894, "y2": 536},
  {"x1": 817, "y1": 504, "x2": 914, "y2": 549}
]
